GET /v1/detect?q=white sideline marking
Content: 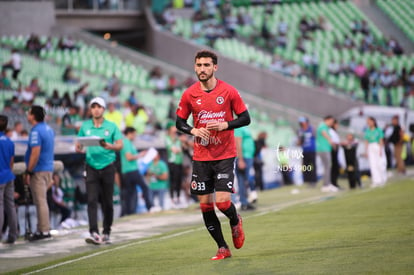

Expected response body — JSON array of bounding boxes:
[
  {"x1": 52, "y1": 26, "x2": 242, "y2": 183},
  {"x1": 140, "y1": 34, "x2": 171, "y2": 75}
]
[
  {"x1": 23, "y1": 228, "x2": 202, "y2": 275},
  {"x1": 24, "y1": 189, "x2": 373, "y2": 274}
]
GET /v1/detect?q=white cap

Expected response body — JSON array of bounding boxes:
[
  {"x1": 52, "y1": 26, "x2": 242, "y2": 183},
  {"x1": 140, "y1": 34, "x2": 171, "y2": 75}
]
[{"x1": 89, "y1": 97, "x2": 106, "y2": 109}]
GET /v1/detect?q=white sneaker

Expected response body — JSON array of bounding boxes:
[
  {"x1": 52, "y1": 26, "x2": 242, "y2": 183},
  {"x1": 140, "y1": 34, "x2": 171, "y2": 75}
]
[
  {"x1": 248, "y1": 190, "x2": 258, "y2": 203},
  {"x1": 85, "y1": 232, "x2": 102, "y2": 245},
  {"x1": 321, "y1": 185, "x2": 331, "y2": 193},
  {"x1": 329, "y1": 184, "x2": 339, "y2": 192}
]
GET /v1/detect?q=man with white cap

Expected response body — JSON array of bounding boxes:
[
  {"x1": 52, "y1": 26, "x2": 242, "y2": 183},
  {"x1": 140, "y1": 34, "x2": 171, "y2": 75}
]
[{"x1": 76, "y1": 97, "x2": 123, "y2": 244}]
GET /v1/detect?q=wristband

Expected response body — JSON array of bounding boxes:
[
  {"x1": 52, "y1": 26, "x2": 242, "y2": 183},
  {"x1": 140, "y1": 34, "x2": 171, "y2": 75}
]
[{"x1": 25, "y1": 170, "x2": 34, "y2": 176}]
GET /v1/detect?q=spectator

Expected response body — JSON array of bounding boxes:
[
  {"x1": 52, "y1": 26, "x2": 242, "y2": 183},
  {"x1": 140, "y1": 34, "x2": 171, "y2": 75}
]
[
  {"x1": 59, "y1": 35, "x2": 77, "y2": 51},
  {"x1": 360, "y1": 71, "x2": 370, "y2": 103},
  {"x1": 48, "y1": 89, "x2": 62, "y2": 108},
  {"x1": 42, "y1": 36, "x2": 53, "y2": 51},
  {"x1": 379, "y1": 69, "x2": 394, "y2": 106},
  {"x1": 364, "y1": 116, "x2": 387, "y2": 187},
  {"x1": 387, "y1": 115, "x2": 406, "y2": 174},
  {"x1": 26, "y1": 78, "x2": 43, "y2": 96},
  {"x1": 104, "y1": 102, "x2": 124, "y2": 130},
  {"x1": 146, "y1": 150, "x2": 169, "y2": 211},
  {"x1": 316, "y1": 115, "x2": 338, "y2": 193},
  {"x1": 127, "y1": 91, "x2": 138, "y2": 106},
  {"x1": 297, "y1": 117, "x2": 317, "y2": 186},
  {"x1": 341, "y1": 132, "x2": 361, "y2": 189},
  {"x1": 125, "y1": 104, "x2": 149, "y2": 135},
  {"x1": 107, "y1": 89, "x2": 121, "y2": 109},
  {"x1": 165, "y1": 121, "x2": 184, "y2": 207},
  {"x1": 329, "y1": 119, "x2": 341, "y2": 189},
  {"x1": 20, "y1": 85, "x2": 35, "y2": 106},
  {"x1": 107, "y1": 73, "x2": 121, "y2": 95},
  {"x1": 120, "y1": 127, "x2": 152, "y2": 216},
  {"x1": 343, "y1": 34, "x2": 355, "y2": 49},
  {"x1": 60, "y1": 105, "x2": 81, "y2": 136},
  {"x1": 235, "y1": 125, "x2": 256, "y2": 211},
  {"x1": 354, "y1": 62, "x2": 368, "y2": 79},
  {"x1": 61, "y1": 92, "x2": 73, "y2": 108},
  {"x1": 350, "y1": 19, "x2": 362, "y2": 35},
  {"x1": 276, "y1": 33, "x2": 287, "y2": 49},
  {"x1": 269, "y1": 55, "x2": 285, "y2": 74},
  {"x1": 74, "y1": 85, "x2": 88, "y2": 119},
  {"x1": 0, "y1": 69, "x2": 11, "y2": 90},
  {"x1": 9, "y1": 121, "x2": 24, "y2": 140},
  {"x1": 167, "y1": 75, "x2": 178, "y2": 94},
  {"x1": 2, "y1": 49, "x2": 21, "y2": 80},
  {"x1": 25, "y1": 105, "x2": 55, "y2": 241},
  {"x1": 47, "y1": 173, "x2": 71, "y2": 225},
  {"x1": 278, "y1": 18, "x2": 288, "y2": 35},
  {"x1": 253, "y1": 131, "x2": 267, "y2": 191},
  {"x1": 62, "y1": 66, "x2": 80, "y2": 84},
  {"x1": 25, "y1": 34, "x2": 42, "y2": 56},
  {"x1": 0, "y1": 115, "x2": 18, "y2": 244},
  {"x1": 327, "y1": 59, "x2": 341, "y2": 76},
  {"x1": 149, "y1": 66, "x2": 168, "y2": 94},
  {"x1": 163, "y1": 9, "x2": 177, "y2": 29}
]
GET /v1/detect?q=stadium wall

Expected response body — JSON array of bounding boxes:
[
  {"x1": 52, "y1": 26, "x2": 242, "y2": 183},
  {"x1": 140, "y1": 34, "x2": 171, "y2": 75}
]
[
  {"x1": 0, "y1": 1, "x2": 56, "y2": 36},
  {"x1": 144, "y1": 7, "x2": 362, "y2": 117}
]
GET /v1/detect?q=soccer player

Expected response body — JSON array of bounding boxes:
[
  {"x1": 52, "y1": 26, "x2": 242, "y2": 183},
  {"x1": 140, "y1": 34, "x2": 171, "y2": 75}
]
[{"x1": 176, "y1": 50, "x2": 250, "y2": 260}]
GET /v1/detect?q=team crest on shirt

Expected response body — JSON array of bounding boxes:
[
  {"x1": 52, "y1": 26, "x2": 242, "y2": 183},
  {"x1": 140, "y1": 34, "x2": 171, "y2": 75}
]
[
  {"x1": 104, "y1": 130, "x2": 109, "y2": 136},
  {"x1": 216, "y1": 96, "x2": 224, "y2": 104},
  {"x1": 196, "y1": 99, "x2": 202, "y2": 105}
]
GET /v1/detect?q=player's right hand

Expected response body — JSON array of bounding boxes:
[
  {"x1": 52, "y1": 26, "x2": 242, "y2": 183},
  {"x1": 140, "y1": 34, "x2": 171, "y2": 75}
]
[{"x1": 191, "y1": 127, "x2": 210, "y2": 140}]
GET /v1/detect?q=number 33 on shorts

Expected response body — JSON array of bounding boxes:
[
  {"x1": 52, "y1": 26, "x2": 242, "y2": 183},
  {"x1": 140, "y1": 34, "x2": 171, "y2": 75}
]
[{"x1": 191, "y1": 181, "x2": 206, "y2": 191}]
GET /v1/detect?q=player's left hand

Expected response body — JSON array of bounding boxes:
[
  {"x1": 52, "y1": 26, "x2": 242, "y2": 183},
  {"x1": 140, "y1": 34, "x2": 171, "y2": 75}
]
[{"x1": 206, "y1": 121, "x2": 228, "y2": 131}]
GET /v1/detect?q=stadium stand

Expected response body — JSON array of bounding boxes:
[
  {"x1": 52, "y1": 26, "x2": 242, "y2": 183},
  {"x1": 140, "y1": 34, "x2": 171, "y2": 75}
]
[
  {"x1": 376, "y1": 0, "x2": 414, "y2": 43},
  {"x1": 0, "y1": 33, "x2": 299, "y2": 149},
  {"x1": 162, "y1": 0, "x2": 414, "y2": 108}
]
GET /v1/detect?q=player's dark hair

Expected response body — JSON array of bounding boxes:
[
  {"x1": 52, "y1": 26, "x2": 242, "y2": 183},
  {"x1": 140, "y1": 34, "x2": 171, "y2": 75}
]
[
  {"x1": 29, "y1": 105, "x2": 46, "y2": 122},
  {"x1": 123, "y1": 127, "x2": 136, "y2": 135},
  {"x1": 195, "y1": 50, "x2": 218, "y2": 65},
  {"x1": 0, "y1": 115, "x2": 8, "y2": 132},
  {"x1": 324, "y1": 115, "x2": 334, "y2": 121}
]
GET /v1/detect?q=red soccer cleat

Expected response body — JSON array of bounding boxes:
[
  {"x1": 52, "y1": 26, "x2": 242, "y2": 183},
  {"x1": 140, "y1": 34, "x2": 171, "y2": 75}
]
[
  {"x1": 211, "y1": 247, "x2": 232, "y2": 260},
  {"x1": 231, "y1": 214, "x2": 245, "y2": 249}
]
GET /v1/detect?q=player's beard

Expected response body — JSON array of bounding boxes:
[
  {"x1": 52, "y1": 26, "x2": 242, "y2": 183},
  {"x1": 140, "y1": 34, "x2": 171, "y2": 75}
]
[{"x1": 197, "y1": 71, "x2": 213, "y2": 82}]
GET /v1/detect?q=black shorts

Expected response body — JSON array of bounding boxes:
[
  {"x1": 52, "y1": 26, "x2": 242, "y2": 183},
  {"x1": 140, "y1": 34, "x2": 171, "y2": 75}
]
[{"x1": 190, "y1": 157, "x2": 235, "y2": 195}]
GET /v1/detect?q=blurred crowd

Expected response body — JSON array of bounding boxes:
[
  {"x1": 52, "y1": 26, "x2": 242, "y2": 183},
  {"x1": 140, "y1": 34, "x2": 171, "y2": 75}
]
[{"x1": 157, "y1": 0, "x2": 414, "y2": 106}]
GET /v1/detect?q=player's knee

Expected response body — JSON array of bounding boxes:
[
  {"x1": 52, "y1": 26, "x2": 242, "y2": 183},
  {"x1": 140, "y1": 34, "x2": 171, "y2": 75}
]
[
  {"x1": 200, "y1": 202, "x2": 215, "y2": 212},
  {"x1": 216, "y1": 200, "x2": 231, "y2": 212}
]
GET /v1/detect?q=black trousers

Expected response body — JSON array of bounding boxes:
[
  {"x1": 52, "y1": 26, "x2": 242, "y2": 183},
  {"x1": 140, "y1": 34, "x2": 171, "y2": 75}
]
[
  {"x1": 330, "y1": 148, "x2": 340, "y2": 187},
  {"x1": 85, "y1": 163, "x2": 115, "y2": 235},
  {"x1": 302, "y1": 151, "x2": 317, "y2": 184},
  {"x1": 121, "y1": 170, "x2": 152, "y2": 215},
  {"x1": 168, "y1": 163, "x2": 183, "y2": 199}
]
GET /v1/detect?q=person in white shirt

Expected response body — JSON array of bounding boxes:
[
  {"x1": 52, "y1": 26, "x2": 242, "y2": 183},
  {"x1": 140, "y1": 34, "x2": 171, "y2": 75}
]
[{"x1": 2, "y1": 49, "x2": 21, "y2": 80}]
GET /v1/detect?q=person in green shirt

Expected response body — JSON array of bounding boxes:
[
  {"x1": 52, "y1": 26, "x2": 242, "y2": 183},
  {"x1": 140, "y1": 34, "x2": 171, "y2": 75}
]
[
  {"x1": 61, "y1": 105, "x2": 81, "y2": 135},
  {"x1": 234, "y1": 126, "x2": 256, "y2": 211},
  {"x1": 146, "y1": 151, "x2": 169, "y2": 211},
  {"x1": 75, "y1": 97, "x2": 123, "y2": 245},
  {"x1": 316, "y1": 115, "x2": 338, "y2": 192},
  {"x1": 364, "y1": 116, "x2": 387, "y2": 187},
  {"x1": 120, "y1": 127, "x2": 152, "y2": 216},
  {"x1": 165, "y1": 121, "x2": 184, "y2": 206}
]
